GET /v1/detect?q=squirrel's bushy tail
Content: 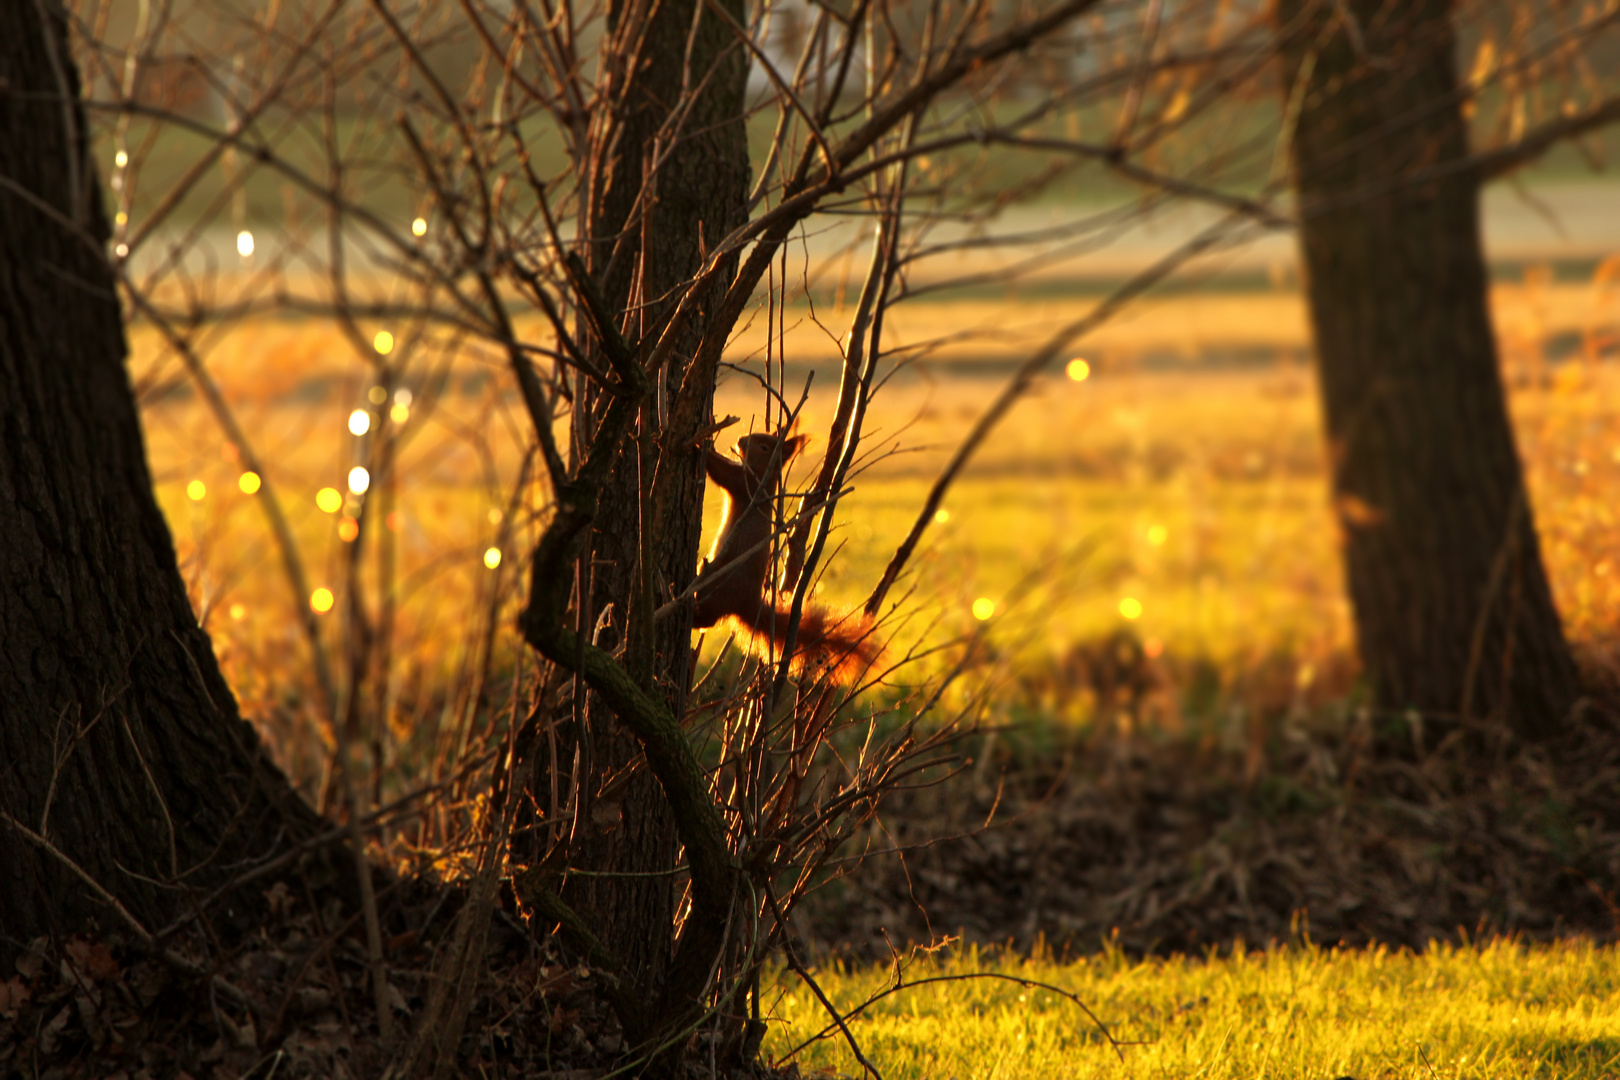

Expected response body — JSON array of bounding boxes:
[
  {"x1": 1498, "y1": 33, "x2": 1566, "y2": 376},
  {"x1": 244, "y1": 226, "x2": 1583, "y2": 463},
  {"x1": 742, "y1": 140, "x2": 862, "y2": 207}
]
[{"x1": 732, "y1": 603, "x2": 882, "y2": 684}]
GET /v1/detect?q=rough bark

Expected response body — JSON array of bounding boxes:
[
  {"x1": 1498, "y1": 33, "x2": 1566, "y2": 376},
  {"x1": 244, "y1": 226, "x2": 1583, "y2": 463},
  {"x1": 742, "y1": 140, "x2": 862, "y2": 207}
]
[
  {"x1": 0, "y1": 0, "x2": 333, "y2": 962},
  {"x1": 554, "y1": 0, "x2": 752, "y2": 1020},
  {"x1": 1279, "y1": 0, "x2": 1580, "y2": 738}
]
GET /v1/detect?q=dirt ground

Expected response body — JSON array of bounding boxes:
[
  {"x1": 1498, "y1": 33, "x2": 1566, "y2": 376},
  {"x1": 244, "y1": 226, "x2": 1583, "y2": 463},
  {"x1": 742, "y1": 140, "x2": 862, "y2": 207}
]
[{"x1": 800, "y1": 666, "x2": 1620, "y2": 962}]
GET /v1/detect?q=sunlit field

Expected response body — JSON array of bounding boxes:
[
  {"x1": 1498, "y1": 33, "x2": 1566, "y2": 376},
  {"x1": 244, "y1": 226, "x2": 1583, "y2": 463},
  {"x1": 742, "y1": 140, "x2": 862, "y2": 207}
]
[
  {"x1": 763, "y1": 940, "x2": 1620, "y2": 1079},
  {"x1": 138, "y1": 263, "x2": 1620, "y2": 770}
]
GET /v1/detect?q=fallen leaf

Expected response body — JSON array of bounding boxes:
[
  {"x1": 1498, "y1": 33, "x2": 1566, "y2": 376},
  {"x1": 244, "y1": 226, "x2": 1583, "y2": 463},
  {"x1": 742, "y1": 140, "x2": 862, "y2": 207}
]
[
  {"x1": 0, "y1": 976, "x2": 28, "y2": 1017},
  {"x1": 64, "y1": 937, "x2": 119, "y2": 980}
]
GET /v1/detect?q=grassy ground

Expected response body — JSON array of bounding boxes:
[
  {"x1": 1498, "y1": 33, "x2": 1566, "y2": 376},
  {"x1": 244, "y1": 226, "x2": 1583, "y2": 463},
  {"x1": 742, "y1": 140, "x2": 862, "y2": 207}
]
[{"x1": 764, "y1": 940, "x2": 1620, "y2": 1079}]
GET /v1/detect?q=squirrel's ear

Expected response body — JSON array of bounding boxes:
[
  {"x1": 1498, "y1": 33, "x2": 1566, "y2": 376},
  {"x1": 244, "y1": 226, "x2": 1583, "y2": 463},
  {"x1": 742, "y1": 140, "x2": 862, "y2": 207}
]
[{"x1": 786, "y1": 434, "x2": 809, "y2": 458}]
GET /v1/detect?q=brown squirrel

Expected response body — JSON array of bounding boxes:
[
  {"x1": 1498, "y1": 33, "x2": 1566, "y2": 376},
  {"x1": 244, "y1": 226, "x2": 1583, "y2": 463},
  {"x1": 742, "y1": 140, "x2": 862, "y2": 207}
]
[{"x1": 693, "y1": 430, "x2": 880, "y2": 682}]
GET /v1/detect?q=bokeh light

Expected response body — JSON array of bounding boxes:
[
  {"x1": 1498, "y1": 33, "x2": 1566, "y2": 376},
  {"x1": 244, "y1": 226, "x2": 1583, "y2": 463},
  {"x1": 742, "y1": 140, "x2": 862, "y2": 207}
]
[
  {"x1": 114, "y1": 149, "x2": 128, "y2": 168},
  {"x1": 971, "y1": 597, "x2": 995, "y2": 621},
  {"x1": 236, "y1": 230, "x2": 254, "y2": 258},
  {"x1": 348, "y1": 409, "x2": 371, "y2": 436},
  {"x1": 488, "y1": 508, "x2": 503, "y2": 525},
  {"x1": 1147, "y1": 524, "x2": 1167, "y2": 546},
  {"x1": 186, "y1": 480, "x2": 206, "y2": 501},
  {"x1": 238, "y1": 471, "x2": 261, "y2": 495},
  {"x1": 390, "y1": 402, "x2": 410, "y2": 424},
  {"x1": 368, "y1": 385, "x2": 388, "y2": 405},
  {"x1": 309, "y1": 588, "x2": 334, "y2": 613},
  {"x1": 411, "y1": 217, "x2": 428, "y2": 237},
  {"x1": 338, "y1": 516, "x2": 360, "y2": 543},
  {"x1": 484, "y1": 547, "x2": 503, "y2": 570},
  {"x1": 229, "y1": 603, "x2": 246, "y2": 620},
  {"x1": 316, "y1": 487, "x2": 343, "y2": 514},
  {"x1": 348, "y1": 466, "x2": 370, "y2": 494},
  {"x1": 1119, "y1": 596, "x2": 1143, "y2": 620},
  {"x1": 1066, "y1": 358, "x2": 1091, "y2": 382},
  {"x1": 373, "y1": 330, "x2": 394, "y2": 355},
  {"x1": 934, "y1": 508, "x2": 950, "y2": 524}
]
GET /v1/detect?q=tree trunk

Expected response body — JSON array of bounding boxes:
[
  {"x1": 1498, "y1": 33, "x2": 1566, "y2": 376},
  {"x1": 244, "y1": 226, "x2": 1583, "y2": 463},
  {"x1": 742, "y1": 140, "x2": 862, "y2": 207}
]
[
  {"x1": 0, "y1": 0, "x2": 333, "y2": 962},
  {"x1": 1279, "y1": 0, "x2": 1580, "y2": 738},
  {"x1": 554, "y1": 0, "x2": 752, "y2": 1019}
]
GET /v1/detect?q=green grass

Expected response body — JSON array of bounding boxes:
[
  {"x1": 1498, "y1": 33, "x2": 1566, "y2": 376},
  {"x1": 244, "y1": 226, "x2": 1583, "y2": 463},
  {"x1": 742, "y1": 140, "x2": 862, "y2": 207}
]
[{"x1": 765, "y1": 940, "x2": 1620, "y2": 1079}]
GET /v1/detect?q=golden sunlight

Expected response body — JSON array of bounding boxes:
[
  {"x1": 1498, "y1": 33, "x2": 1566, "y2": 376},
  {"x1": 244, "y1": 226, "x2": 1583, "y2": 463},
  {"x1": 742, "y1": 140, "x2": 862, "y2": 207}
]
[
  {"x1": 484, "y1": 547, "x2": 503, "y2": 570},
  {"x1": 238, "y1": 471, "x2": 261, "y2": 495},
  {"x1": 373, "y1": 330, "x2": 395, "y2": 355},
  {"x1": 309, "y1": 588, "x2": 335, "y2": 614},
  {"x1": 972, "y1": 597, "x2": 995, "y2": 620},
  {"x1": 186, "y1": 479, "x2": 206, "y2": 501},
  {"x1": 316, "y1": 487, "x2": 343, "y2": 514},
  {"x1": 1119, "y1": 596, "x2": 1143, "y2": 620},
  {"x1": 1066, "y1": 358, "x2": 1090, "y2": 382}
]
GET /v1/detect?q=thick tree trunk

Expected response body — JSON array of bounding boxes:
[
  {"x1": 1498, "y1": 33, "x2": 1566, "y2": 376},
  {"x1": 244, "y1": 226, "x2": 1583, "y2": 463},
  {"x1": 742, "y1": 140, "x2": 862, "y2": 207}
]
[
  {"x1": 554, "y1": 0, "x2": 752, "y2": 1020},
  {"x1": 0, "y1": 1, "x2": 332, "y2": 962},
  {"x1": 1279, "y1": 0, "x2": 1580, "y2": 738}
]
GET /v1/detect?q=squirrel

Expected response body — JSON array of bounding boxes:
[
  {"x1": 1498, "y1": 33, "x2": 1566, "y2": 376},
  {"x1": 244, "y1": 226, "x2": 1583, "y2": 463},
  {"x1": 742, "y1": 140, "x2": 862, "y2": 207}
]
[{"x1": 693, "y1": 430, "x2": 880, "y2": 683}]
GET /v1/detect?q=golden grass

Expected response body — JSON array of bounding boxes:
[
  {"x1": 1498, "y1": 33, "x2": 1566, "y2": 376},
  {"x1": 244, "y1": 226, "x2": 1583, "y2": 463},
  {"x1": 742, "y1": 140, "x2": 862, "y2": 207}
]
[
  {"x1": 764, "y1": 939, "x2": 1620, "y2": 1079},
  {"x1": 131, "y1": 272, "x2": 1620, "y2": 793}
]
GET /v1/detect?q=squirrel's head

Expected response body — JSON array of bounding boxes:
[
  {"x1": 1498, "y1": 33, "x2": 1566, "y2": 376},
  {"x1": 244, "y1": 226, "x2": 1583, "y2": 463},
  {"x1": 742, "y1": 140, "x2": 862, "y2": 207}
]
[{"x1": 735, "y1": 432, "x2": 807, "y2": 478}]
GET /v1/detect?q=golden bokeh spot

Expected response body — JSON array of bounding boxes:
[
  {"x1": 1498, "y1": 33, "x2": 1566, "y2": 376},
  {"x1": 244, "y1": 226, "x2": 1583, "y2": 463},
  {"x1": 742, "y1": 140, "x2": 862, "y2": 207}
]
[
  {"x1": 1119, "y1": 596, "x2": 1143, "y2": 620},
  {"x1": 1147, "y1": 524, "x2": 1167, "y2": 546},
  {"x1": 186, "y1": 479, "x2": 206, "y2": 501},
  {"x1": 310, "y1": 587, "x2": 335, "y2": 614},
  {"x1": 236, "y1": 230, "x2": 254, "y2": 258},
  {"x1": 411, "y1": 217, "x2": 428, "y2": 237},
  {"x1": 338, "y1": 516, "x2": 360, "y2": 543},
  {"x1": 390, "y1": 402, "x2": 410, "y2": 425},
  {"x1": 348, "y1": 466, "x2": 371, "y2": 494},
  {"x1": 1066, "y1": 358, "x2": 1090, "y2": 382},
  {"x1": 238, "y1": 471, "x2": 262, "y2": 495},
  {"x1": 488, "y1": 508, "x2": 503, "y2": 525},
  {"x1": 373, "y1": 330, "x2": 394, "y2": 355},
  {"x1": 316, "y1": 487, "x2": 343, "y2": 514},
  {"x1": 229, "y1": 603, "x2": 247, "y2": 621},
  {"x1": 114, "y1": 149, "x2": 128, "y2": 168},
  {"x1": 368, "y1": 385, "x2": 388, "y2": 405},
  {"x1": 971, "y1": 597, "x2": 995, "y2": 621},
  {"x1": 484, "y1": 547, "x2": 503, "y2": 570},
  {"x1": 934, "y1": 508, "x2": 950, "y2": 524},
  {"x1": 385, "y1": 511, "x2": 403, "y2": 533},
  {"x1": 348, "y1": 408, "x2": 371, "y2": 436}
]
